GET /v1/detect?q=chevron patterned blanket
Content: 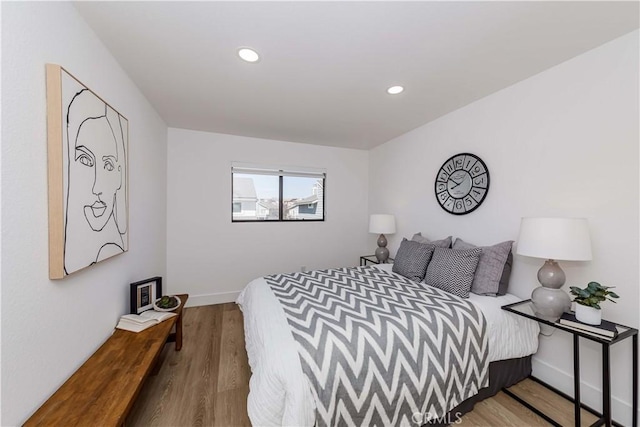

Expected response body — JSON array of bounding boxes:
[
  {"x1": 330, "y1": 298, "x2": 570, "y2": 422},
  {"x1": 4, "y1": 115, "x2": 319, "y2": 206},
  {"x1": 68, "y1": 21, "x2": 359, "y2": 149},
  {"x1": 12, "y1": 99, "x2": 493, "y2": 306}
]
[{"x1": 266, "y1": 266, "x2": 489, "y2": 426}]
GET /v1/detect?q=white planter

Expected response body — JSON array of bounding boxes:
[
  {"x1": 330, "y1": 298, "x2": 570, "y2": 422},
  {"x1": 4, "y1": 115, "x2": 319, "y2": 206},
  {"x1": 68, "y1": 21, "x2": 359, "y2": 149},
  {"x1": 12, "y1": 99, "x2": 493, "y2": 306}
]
[{"x1": 575, "y1": 303, "x2": 602, "y2": 325}]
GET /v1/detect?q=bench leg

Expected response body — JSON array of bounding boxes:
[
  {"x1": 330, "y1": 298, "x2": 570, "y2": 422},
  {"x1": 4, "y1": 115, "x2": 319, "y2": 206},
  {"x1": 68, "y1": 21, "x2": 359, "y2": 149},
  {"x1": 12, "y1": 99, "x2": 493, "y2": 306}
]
[{"x1": 175, "y1": 311, "x2": 184, "y2": 351}]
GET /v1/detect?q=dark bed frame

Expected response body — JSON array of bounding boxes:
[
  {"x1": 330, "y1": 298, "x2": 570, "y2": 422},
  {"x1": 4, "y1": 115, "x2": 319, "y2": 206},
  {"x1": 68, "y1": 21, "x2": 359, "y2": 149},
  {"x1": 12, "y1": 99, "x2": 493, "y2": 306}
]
[{"x1": 429, "y1": 356, "x2": 532, "y2": 426}]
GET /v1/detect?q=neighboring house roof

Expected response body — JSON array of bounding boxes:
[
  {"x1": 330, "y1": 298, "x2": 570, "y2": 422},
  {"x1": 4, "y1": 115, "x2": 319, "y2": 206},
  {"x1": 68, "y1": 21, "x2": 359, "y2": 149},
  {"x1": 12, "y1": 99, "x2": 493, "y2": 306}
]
[
  {"x1": 257, "y1": 200, "x2": 278, "y2": 211},
  {"x1": 287, "y1": 194, "x2": 318, "y2": 210},
  {"x1": 233, "y1": 178, "x2": 257, "y2": 200}
]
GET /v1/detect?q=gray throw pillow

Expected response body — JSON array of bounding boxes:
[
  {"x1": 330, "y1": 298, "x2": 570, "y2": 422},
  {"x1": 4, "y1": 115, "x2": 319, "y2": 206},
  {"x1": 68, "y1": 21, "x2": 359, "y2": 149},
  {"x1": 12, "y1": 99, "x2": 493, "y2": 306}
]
[
  {"x1": 392, "y1": 239, "x2": 435, "y2": 282},
  {"x1": 452, "y1": 238, "x2": 514, "y2": 296},
  {"x1": 411, "y1": 232, "x2": 452, "y2": 248},
  {"x1": 423, "y1": 247, "x2": 482, "y2": 298}
]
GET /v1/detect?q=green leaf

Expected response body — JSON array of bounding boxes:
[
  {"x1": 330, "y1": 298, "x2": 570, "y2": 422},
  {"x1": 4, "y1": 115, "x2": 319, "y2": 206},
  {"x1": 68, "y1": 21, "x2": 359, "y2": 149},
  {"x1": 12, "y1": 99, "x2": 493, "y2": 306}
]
[
  {"x1": 608, "y1": 292, "x2": 619, "y2": 298},
  {"x1": 570, "y1": 287, "x2": 584, "y2": 297},
  {"x1": 588, "y1": 296, "x2": 600, "y2": 306},
  {"x1": 587, "y1": 282, "x2": 601, "y2": 291}
]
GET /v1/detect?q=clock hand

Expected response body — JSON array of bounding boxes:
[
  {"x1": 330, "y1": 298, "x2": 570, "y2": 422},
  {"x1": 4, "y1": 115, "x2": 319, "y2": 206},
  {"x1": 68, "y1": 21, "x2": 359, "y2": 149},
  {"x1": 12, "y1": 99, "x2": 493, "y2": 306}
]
[{"x1": 450, "y1": 177, "x2": 466, "y2": 189}]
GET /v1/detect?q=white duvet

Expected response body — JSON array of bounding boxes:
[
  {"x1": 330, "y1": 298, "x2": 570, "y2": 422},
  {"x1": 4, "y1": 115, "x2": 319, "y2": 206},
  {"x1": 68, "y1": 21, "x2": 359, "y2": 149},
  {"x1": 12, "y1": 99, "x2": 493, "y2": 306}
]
[{"x1": 236, "y1": 264, "x2": 539, "y2": 427}]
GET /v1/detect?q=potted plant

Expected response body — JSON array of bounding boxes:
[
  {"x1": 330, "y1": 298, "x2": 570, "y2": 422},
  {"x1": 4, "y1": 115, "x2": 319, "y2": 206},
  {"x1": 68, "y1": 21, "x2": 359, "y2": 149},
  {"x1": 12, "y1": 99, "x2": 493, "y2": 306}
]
[
  {"x1": 569, "y1": 282, "x2": 619, "y2": 325},
  {"x1": 153, "y1": 295, "x2": 181, "y2": 312}
]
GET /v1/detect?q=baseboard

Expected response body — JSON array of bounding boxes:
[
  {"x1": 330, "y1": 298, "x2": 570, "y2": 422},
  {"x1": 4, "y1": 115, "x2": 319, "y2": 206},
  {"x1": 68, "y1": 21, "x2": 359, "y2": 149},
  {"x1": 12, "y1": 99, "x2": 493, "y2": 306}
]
[
  {"x1": 183, "y1": 290, "x2": 241, "y2": 307},
  {"x1": 532, "y1": 357, "x2": 636, "y2": 425}
]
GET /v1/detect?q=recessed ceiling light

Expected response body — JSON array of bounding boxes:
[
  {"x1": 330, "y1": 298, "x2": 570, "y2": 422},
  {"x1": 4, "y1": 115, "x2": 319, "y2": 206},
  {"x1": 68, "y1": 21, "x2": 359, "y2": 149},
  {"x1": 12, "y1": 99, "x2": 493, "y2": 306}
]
[
  {"x1": 387, "y1": 85, "x2": 404, "y2": 95},
  {"x1": 238, "y1": 47, "x2": 260, "y2": 63}
]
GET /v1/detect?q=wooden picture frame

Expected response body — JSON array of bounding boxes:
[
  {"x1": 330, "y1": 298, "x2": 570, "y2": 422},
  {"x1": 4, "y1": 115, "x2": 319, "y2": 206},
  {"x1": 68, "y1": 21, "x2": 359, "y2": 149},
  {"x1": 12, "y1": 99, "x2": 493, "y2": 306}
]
[
  {"x1": 46, "y1": 64, "x2": 129, "y2": 279},
  {"x1": 130, "y1": 276, "x2": 162, "y2": 314}
]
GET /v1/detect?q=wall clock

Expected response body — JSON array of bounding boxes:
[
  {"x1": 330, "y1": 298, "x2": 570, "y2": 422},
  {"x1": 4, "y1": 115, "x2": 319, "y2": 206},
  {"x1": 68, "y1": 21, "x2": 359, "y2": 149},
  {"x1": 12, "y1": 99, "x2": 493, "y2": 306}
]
[{"x1": 435, "y1": 153, "x2": 490, "y2": 215}]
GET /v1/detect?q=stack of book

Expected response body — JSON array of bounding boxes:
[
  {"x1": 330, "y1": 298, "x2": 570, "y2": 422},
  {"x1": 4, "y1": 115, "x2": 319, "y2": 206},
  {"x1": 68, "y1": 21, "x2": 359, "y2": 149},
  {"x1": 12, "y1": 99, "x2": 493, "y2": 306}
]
[
  {"x1": 558, "y1": 312, "x2": 618, "y2": 340},
  {"x1": 116, "y1": 310, "x2": 177, "y2": 333}
]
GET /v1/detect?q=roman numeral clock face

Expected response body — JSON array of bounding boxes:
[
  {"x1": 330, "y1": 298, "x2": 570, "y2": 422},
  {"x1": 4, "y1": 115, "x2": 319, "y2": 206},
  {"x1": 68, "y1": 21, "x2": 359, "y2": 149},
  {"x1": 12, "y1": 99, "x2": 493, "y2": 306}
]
[{"x1": 435, "y1": 153, "x2": 490, "y2": 215}]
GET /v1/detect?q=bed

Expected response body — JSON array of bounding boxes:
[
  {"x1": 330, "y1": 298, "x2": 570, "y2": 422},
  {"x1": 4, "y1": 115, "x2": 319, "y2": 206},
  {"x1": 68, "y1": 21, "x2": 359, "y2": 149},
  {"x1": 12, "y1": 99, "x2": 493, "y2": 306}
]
[{"x1": 237, "y1": 263, "x2": 539, "y2": 426}]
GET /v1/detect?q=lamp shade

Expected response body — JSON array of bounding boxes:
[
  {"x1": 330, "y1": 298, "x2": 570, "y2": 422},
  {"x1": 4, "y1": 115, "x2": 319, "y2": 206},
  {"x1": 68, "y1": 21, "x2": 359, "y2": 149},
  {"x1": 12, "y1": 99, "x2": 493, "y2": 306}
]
[
  {"x1": 516, "y1": 217, "x2": 592, "y2": 261},
  {"x1": 369, "y1": 214, "x2": 396, "y2": 234}
]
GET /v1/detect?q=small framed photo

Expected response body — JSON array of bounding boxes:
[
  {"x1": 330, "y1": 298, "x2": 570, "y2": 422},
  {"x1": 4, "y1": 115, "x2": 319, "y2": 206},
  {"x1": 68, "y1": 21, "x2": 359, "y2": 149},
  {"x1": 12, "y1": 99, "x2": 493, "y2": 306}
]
[{"x1": 130, "y1": 276, "x2": 162, "y2": 314}]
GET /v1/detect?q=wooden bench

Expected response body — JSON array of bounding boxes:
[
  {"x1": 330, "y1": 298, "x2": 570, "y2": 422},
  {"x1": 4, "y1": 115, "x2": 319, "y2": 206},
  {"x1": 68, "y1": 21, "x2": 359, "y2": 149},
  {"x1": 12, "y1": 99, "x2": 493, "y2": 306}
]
[{"x1": 24, "y1": 294, "x2": 189, "y2": 427}]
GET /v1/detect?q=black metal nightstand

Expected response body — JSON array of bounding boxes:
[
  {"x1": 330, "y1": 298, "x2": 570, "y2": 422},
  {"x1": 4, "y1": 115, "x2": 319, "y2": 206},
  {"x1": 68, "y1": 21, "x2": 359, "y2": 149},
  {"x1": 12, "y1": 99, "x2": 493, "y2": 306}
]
[
  {"x1": 359, "y1": 255, "x2": 394, "y2": 266},
  {"x1": 502, "y1": 299, "x2": 638, "y2": 427}
]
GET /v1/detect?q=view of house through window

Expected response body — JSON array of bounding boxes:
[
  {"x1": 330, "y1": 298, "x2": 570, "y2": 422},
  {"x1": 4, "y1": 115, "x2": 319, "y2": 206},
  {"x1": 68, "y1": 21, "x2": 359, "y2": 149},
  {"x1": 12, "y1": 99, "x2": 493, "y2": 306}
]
[
  {"x1": 232, "y1": 166, "x2": 325, "y2": 222},
  {"x1": 232, "y1": 173, "x2": 279, "y2": 220}
]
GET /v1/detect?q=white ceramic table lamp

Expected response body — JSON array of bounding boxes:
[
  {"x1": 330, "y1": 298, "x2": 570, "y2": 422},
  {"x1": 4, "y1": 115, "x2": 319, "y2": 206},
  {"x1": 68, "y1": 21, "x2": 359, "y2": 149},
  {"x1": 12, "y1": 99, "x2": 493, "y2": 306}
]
[
  {"x1": 516, "y1": 217, "x2": 592, "y2": 322},
  {"x1": 369, "y1": 214, "x2": 396, "y2": 263}
]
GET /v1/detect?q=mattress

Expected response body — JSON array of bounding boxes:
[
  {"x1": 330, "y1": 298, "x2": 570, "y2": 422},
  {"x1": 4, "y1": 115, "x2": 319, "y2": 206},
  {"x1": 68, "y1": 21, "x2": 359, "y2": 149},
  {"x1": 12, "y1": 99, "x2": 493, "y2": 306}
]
[{"x1": 236, "y1": 264, "x2": 539, "y2": 427}]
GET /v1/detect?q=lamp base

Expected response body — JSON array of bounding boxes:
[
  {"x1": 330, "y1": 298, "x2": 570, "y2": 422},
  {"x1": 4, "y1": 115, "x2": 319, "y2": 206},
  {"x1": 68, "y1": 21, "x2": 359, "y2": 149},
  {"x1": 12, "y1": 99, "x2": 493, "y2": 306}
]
[
  {"x1": 531, "y1": 286, "x2": 571, "y2": 322},
  {"x1": 537, "y1": 259, "x2": 566, "y2": 289},
  {"x1": 531, "y1": 259, "x2": 571, "y2": 334},
  {"x1": 375, "y1": 234, "x2": 389, "y2": 263}
]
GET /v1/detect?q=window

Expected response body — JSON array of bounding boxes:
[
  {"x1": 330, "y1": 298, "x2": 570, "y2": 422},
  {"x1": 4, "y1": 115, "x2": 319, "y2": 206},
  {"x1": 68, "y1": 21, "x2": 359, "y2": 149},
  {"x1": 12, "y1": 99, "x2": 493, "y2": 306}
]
[{"x1": 232, "y1": 164, "x2": 325, "y2": 222}]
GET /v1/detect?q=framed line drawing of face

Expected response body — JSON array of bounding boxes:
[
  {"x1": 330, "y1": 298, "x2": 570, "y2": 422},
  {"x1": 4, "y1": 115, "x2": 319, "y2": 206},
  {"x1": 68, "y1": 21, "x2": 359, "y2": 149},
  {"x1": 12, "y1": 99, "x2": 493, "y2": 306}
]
[{"x1": 46, "y1": 64, "x2": 129, "y2": 279}]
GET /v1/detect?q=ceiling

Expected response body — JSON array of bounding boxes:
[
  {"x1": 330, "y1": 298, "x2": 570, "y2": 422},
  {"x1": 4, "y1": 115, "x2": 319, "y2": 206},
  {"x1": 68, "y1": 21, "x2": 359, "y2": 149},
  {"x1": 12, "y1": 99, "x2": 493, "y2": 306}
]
[{"x1": 75, "y1": 1, "x2": 639, "y2": 150}]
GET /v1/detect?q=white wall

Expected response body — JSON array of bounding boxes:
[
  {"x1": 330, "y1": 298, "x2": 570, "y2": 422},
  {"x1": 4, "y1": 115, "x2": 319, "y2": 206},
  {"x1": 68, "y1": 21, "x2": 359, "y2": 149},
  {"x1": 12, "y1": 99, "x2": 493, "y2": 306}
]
[
  {"x1": 1, "y1": 3, "x2": 168, "y2": 424},
  {"x1": 167, "y1": 128, "x2": 369, "y2": 305},
  {"x1": 369, "y1": 31, "x2": 639, "y2": 424}
]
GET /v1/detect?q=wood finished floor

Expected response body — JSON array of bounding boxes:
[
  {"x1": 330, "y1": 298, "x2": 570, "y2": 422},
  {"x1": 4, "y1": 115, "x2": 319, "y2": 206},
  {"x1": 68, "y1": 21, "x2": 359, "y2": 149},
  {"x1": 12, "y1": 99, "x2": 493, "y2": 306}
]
[{"x1": 128, "y1": 303, "x2": 596, "y2": 426}]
